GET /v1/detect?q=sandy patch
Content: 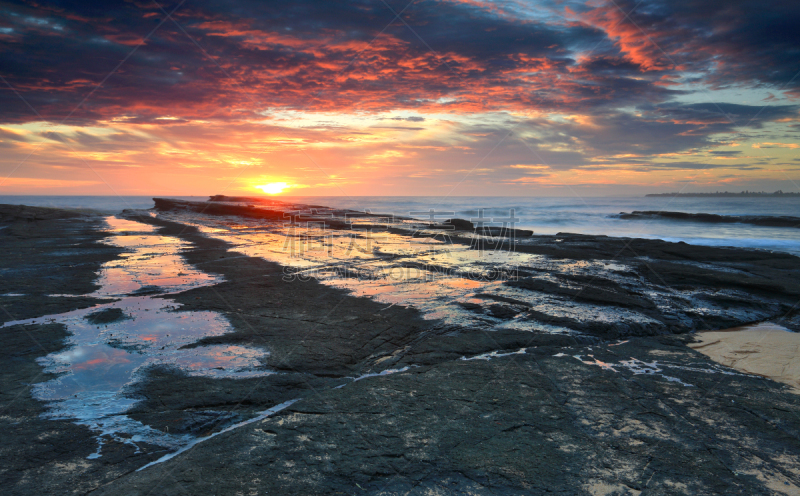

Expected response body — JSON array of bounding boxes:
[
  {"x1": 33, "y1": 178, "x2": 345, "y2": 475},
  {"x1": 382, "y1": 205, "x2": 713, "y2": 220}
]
[
  {"x1": 585, "y1": 480, "x2": 641, "y2": 495},
  {"x1": 689, "y1": 322, "x2": 800, "y2": 393}
]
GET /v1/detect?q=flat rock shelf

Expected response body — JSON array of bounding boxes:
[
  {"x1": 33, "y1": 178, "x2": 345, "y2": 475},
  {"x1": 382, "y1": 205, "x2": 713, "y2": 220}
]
[{"x1": 1, "y1": 200, "x2": 799, "y2": 496}]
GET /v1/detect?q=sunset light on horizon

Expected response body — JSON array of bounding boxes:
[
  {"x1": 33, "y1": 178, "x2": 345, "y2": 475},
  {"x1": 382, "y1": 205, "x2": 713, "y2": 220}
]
[
  {"x1": 3, "y1": 3, "x2": 800, "y2": 492},
  {"x1": 1, "y1": 0, "x2": 799, "y2": 197},
  {"x1": 256, "y1": 182, "x2": 290, "y2": 195}
]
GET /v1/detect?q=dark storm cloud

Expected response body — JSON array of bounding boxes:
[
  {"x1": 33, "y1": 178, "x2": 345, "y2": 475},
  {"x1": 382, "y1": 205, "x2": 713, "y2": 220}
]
[
  {"x1": 670, "y1": 1, "x2": 800, "y2": 90},
  {"x1": 0, "y1": 0, "x2": 798, "y2": 141},
  {"x1": 557, "y1": 103, "x2": 800, "y2": 157},
  {"x1": 0, "y1": 0, "x2": 593, "y2": 122},
  {"x1": 648, "y1": 103, "x2": 800, "y2": 128},
  {"x1": 573, "y1": 0, "x2": 800, "y2": 91},
  {"x1": 483, "y1": 101, "x2": 798, "y2": 170}
]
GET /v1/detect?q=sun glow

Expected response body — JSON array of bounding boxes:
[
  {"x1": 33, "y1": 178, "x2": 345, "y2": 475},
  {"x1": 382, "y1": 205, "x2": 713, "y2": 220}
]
[{"x1": 256, "y1": 182, "x2": 289, "y2": 195}]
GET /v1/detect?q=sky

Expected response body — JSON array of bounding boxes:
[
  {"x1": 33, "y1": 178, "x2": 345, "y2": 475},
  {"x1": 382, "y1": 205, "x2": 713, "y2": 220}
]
[{"x1": 1, "y1": 0, "x2": 799, "y2": 197}]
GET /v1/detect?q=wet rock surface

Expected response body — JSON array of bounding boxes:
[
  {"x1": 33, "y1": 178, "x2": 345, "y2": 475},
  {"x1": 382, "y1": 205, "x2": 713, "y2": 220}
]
[
  {"x1": 124, "y1": 365, "x2": 341, "y2": 435},
  {"x1": 138, "y1": 217, "x2": 432, "y2": 377},
  {"x1": 0, "y1": 204, "x2": 86, "y2": 222},
  {"x1": 2, "y1": 202, "x2": 800, "y2": 495},
  {"x1": 0, "y1": 206, "x2": 121, "y2": 322},
  {"x1": 0, "y1": 322, "x2": 166, "y2": 495},
  {"x1": 0, "y1": 209, "x2": 165, "y2": 495},
  {"x1": 97, "y1": 336, "x2": 800, "y2": 496}
]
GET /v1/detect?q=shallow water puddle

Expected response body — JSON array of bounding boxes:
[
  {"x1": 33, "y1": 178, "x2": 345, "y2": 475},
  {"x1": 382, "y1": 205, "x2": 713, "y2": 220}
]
[
  {"x1": 2, "y1": 216, "x2": 274, "y2": 459},
  {"x1": 91, "y1": 217, "x2": 217, "y2": 297},
  {"x1": 160, "y1": 210, "x2": 670, "y2": 339},
  {"x1": 159, "y1": 211, "x2": 596, "y2": 329}
]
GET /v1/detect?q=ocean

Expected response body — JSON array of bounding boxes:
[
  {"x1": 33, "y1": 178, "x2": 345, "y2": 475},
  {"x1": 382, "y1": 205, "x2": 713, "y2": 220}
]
[{"x1": 2, "y1": 194, "x2": 798, "y2": 255}]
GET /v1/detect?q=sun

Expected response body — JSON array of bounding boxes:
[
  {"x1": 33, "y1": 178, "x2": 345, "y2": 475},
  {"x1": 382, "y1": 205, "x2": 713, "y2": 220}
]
[{"x1": 256, "y1": 182, "x2": 289, "y2": 195}]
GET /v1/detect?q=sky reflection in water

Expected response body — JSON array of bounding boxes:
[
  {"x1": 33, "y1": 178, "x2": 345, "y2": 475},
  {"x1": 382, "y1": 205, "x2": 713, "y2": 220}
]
[
  {"x1": 162, "y1": 210, "x2": 658, "y2": 335},
  {"x1": 2, "y1": 217, "x2": 273, "y2": 458}
]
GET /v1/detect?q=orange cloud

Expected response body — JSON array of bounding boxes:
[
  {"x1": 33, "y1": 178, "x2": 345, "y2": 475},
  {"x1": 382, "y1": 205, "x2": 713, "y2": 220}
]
[{"x1": 568, "y1": 4, "x2": 672, "y2": 71}]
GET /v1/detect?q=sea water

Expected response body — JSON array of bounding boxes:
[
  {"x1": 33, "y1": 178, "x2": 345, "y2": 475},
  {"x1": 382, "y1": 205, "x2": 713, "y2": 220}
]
[
  {"x1": 286, "y1": 195, "x2": 800, "y2": 256},
  {"x1": 1, "y1": 195, "x2": 798, "y2": 255}
]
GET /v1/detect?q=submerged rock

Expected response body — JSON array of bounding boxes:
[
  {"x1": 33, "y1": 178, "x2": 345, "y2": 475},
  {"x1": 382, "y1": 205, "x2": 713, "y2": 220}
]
[
  {"x1": 443, "y1": 218, "x2": 474, "y2": 230},
  {"x1": 85, "y1": 307, "x2": 130, "y2": 325}
]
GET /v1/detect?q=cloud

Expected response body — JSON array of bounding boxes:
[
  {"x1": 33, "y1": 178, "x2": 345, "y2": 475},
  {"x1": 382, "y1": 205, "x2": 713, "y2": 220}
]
[
  {"x1": 752, "y1": 142, "x2": 800, "y2": 149},
  {"x1": 40, "y1": 131, "x2": 68, "y2": 142},
  {"x1": 0, "y1": 127, "x2": 28, "y2": 142},
  {"x1": 0, "y1": 0, "x2": 666, "y2": 122},
  {"x1": 2, "y1": 1, "x2": 798, "y2": 126},
  {"x1": 370, "y1": 126, "x2": 426, "y2": 130},
  {"x1": 0, "y1": 177, "x2": 101, "y2": 188},
  {"x1": 1, "y1": 0, "x2": 798, "y2": 195}
]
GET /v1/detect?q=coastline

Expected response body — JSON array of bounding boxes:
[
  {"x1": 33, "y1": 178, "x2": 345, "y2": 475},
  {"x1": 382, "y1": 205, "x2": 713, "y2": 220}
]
[{"x1": 2, "y1": 201, "x2": 800, "y2": 495}]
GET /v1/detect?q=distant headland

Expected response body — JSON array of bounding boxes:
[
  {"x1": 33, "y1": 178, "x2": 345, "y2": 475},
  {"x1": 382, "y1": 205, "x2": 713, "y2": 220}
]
[{"x1": 646, "y1": 191, "x2": 799, "y2": 197}]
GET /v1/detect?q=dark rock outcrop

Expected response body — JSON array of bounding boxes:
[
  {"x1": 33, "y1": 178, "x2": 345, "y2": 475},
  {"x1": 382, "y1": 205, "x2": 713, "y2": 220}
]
[{"x1": 619, "y1": 210, "x2": 800, "y2": 228}]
